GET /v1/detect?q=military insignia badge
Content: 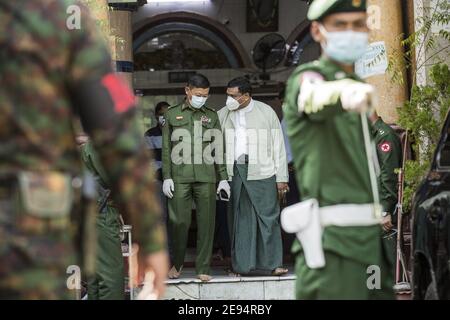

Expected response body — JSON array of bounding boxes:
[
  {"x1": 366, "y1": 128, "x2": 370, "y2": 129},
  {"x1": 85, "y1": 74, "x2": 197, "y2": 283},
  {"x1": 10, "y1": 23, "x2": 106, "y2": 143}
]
[
  {"x1": 200, "y1": 116, "x2": 211, "y2": 124},
  {"x1": 176, "y1": 116, "x2": 184, "y2": 120},
  {"x1": 379, "y1": 142, "x2": 392, "y2": 153}
]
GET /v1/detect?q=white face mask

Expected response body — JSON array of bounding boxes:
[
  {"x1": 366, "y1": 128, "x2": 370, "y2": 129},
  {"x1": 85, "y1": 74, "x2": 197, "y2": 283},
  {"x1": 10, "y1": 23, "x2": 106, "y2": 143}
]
[
  {"x1": 225, "y1": 96, "x2": 240, "y2": 111},
  {"x1": 190, "y1": 95, "x2": 207, "y2": 109},
  {"x1": 158, "y1": 116, "x2": 165, "y2": 126},
  {"x1": 319, "y1": 24, "x2": 368, "y2": 65}
]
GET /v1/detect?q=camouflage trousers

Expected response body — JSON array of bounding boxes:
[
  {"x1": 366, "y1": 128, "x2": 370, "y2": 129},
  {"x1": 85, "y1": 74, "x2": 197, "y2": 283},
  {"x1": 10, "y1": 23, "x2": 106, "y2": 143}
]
[{"x1": 0, "y1": 183, "x2": 79, "y2": 300}]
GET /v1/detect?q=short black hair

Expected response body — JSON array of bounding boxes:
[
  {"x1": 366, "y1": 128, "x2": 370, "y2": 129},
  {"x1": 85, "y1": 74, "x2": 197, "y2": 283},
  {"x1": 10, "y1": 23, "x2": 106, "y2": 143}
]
[
  {"x1": 155, "y1": 101, "x2": 170, "y2": 115},
  {"x1": 187, "y1": 73, "x2": 210, "y2": 89},
  {"x1": 227, "y1": 77, "x2": 252, "y2": 95}
]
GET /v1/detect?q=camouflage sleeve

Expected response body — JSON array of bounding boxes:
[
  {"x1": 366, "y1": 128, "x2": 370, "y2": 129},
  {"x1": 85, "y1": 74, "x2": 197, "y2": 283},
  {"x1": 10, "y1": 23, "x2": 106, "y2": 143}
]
[{"x1": 66, "y1": 2, "x2": 166, "y2": 254}]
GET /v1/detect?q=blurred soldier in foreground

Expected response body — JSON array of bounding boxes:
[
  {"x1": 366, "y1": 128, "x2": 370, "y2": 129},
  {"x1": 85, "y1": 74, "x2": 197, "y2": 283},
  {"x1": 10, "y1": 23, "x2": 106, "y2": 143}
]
[
  {"x1": 282, "y1": 0, "x2": 395, "y2": 299},
  {"x1": 0, "y1": 0, "x2": 168, "y2": 299}
]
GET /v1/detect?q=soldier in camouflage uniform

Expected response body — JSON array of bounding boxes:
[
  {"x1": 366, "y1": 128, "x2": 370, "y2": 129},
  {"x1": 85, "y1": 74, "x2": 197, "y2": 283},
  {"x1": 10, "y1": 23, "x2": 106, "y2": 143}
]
[{"x1": 0, "y1": 0, "x2": 168, "y2": 299}]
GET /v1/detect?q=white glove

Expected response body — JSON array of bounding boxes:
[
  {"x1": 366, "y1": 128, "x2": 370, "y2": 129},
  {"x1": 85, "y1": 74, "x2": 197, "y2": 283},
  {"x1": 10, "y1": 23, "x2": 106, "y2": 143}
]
[
  {"x1": 340, "y1": 83, "x2": 377, "y2": 113},
  {"x1": 163, "y1": 179, "x2": 174, "y2": 199},
  {"x1": 217, "y1": 180, "x2": 231, "y2": 199}
]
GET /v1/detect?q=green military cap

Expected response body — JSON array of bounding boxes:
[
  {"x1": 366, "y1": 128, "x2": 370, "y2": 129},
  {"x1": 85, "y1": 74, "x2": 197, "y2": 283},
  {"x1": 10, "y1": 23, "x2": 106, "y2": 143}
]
[{"x1": 307, "y1": 0, "x2": 367, "y2": 21}]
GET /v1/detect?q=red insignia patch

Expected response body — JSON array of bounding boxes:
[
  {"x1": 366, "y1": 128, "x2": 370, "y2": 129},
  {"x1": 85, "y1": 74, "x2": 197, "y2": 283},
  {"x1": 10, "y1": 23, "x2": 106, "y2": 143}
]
[
  {"x1": 379, "y1": 142, "x2": 391, "y2": 153},
  {"x1": 101, "y1": 73, "x2": 135, "y2": 114}
]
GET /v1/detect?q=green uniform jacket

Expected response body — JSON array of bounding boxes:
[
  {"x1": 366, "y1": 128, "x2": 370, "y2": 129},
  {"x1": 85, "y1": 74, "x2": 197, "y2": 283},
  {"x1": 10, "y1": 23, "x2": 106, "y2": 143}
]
[
  {"x1": 372, "y1": 118, "x2": 402, "y2": 215},
  {"x1": 81, "y1": 142, "x2": 109, "y2": 192},
  {"x1": 284, "y1": 56, "x2": 383, "y2": 266},
  {"x1": 162, "y1": 101, "x2": 228, "y2": 183}
]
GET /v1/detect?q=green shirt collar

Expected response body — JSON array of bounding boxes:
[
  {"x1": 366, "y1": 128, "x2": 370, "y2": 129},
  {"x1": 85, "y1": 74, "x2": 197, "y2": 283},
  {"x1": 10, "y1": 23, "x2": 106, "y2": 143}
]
[
  {"x1": 319, "y1": 55, "x2": 361, "y2": 81},
  {"x1": 371, "y1": 117, "x2": 383, "y2": 135}
]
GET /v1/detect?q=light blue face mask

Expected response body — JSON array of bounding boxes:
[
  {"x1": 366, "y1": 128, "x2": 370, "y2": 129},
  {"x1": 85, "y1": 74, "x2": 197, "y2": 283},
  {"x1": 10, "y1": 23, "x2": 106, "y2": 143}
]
[
  {"x1": 319, "y1": 24, "x2": 369, "y2": 65},
  {"x1": 190, "y1": 95, "x2": 207, "y2": 109}
]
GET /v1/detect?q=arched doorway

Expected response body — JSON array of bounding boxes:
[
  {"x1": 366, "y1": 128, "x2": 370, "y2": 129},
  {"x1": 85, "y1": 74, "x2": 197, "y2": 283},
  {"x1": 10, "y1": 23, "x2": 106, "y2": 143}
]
[
  {"x1": 286, "y1": 19, "x2": 321, "y2": 66},
  {"x1": 133, "y1": 12, "x2": 251, "y2": 71}
]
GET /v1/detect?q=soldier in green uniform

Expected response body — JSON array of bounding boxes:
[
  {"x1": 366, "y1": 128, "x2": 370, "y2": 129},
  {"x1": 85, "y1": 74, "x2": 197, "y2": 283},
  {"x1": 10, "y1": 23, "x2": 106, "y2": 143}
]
[
  {"x1": 162, "y1": 74, "x2": 229, "y2": 282},
  {"x1": 370, "y1": 111, "x2": 402, "y2": 271},
  {"x1": 282, "y1": 0, "x2": 395, "y2": 299},
  {"x1": 0, "y1": 0, "x2": 168, "y2": 299},
  {"x1": 78, "y1": 137, "x2": 125, "y2": 300},
  {"x1": 370, "y1": 111, "x2": 402, "y2": 231}
]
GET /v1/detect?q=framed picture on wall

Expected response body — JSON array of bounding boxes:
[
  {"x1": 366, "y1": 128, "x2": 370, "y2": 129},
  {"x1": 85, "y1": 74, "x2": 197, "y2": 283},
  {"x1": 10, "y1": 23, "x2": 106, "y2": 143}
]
[{"x1": 247, "y1": 0, "x2": 279, "y2": 33}]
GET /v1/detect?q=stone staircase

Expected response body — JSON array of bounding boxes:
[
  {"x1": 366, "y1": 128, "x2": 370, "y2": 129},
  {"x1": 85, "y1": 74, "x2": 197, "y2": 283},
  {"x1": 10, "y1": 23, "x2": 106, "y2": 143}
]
[{"x1": 162, "y1": 267, "x2": 296, "y2": 300}]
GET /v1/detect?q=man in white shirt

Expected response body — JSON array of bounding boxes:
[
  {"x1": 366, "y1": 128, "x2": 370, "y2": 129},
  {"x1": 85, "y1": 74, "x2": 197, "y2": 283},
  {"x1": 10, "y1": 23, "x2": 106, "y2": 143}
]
[{"x1": 218, "y1": 77, "x2": 289, "y2": 276}]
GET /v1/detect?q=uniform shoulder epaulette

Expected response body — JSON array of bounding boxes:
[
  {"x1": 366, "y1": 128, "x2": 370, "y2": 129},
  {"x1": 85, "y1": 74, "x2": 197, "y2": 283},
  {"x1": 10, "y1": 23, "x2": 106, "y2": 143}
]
[
  {"x1": 167, "y1": 103, "x2": 182, "y2": 113},
  {"x1": 168, "y1": 103, "x2": 180, "y2": 110},
  {"x1": 292, "y1": 60, "x2": 324, "y2": 79},
  {"x1": 204, "y1": 106, "x2": 217, "y2": 112}
]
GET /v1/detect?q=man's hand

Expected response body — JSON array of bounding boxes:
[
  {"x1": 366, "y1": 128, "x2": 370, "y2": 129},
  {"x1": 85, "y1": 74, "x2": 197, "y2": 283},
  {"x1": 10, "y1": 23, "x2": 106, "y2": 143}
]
[
  {"x1": 144, "y1": 250, "x2": 169, "y2": 299},
  {"x1": 162, "y1": 179, "x2": 174, "y2": 198},
  {"x1": 130, "y1": 246, "x2": 169, "y2": 299},
  {"x1": 277, "y1": 182, "x2": 289, "y2": 204},
  {"x1": 217, "y1": 180, "x2": 231, "y2": 198},
  {"x1": 340, "y1": 83, "x2": 377, "y2": 113},
  {"x1": 382, "y1": 214, "x2": 393, "y2": 232}
]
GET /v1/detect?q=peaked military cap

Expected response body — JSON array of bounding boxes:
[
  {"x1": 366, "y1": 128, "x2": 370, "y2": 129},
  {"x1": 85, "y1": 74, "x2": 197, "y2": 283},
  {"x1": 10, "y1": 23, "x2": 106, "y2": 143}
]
[{"x1": 307, "y1": 0, "x2": 367, "y2": 21}]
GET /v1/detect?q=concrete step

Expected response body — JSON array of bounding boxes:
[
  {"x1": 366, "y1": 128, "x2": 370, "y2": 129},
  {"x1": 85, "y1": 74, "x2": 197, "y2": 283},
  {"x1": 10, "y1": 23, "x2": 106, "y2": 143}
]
[{"x1": 163, "y1": 267, "x2": 296, "y2": 300}]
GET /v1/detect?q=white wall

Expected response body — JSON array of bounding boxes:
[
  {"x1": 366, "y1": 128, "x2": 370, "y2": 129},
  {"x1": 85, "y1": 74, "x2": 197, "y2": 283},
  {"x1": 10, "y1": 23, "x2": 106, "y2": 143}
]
[{"x1": 414, "y1": 0, "x2": 450, "y2": 86}]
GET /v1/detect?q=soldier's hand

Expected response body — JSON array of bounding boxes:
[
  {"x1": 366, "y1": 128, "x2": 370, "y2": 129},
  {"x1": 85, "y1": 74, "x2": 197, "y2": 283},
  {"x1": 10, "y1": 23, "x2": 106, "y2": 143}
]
[
  {"x1": 163, "y1": 179, "x2": 175, "y2": 198},
  {"x1": 217, "y1": 180, "x2": 231, "y2": 198},
  {"x1": 143, "y1": 250, "x2": 170, "y2": 299},
  {"x1": 340, "y1": 83, "x2": 378, "y2": 113},
  {"x1": 130, "y1": 246, "x2": 169, "y2": 299},
  {"x1": 382, "y1": 214, "x2": 393, "y2": 232}
]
